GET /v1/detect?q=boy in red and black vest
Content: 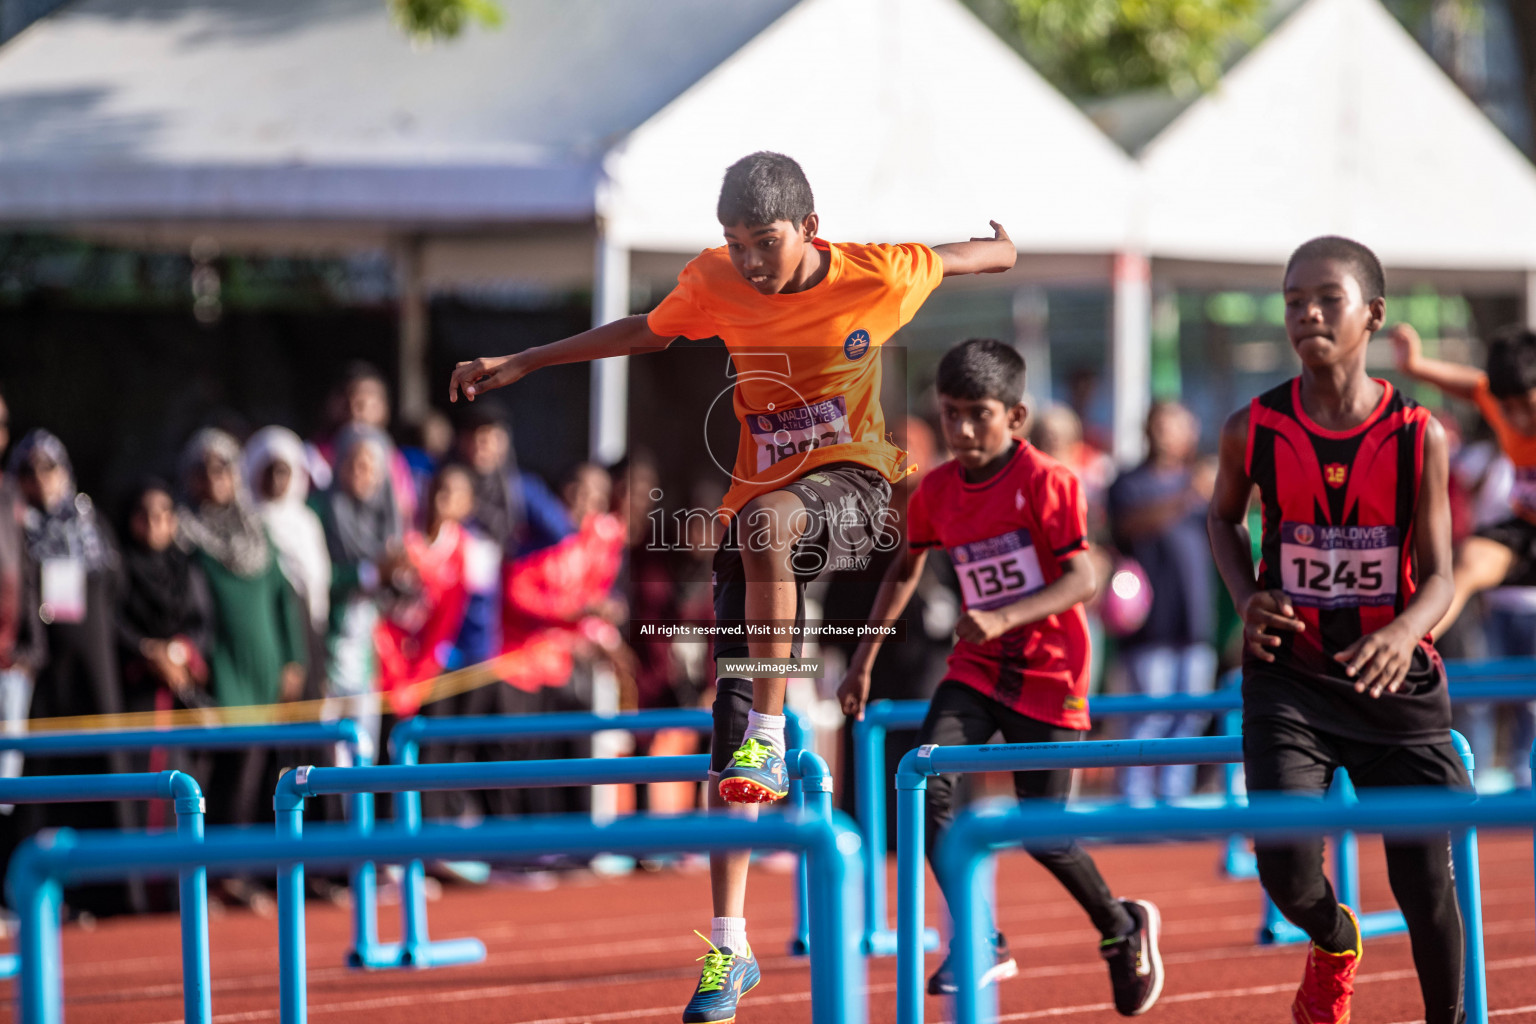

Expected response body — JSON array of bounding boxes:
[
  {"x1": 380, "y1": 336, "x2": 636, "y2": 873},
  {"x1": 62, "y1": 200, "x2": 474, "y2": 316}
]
[
  {"x1": 840, "y1": 338, "x2": 1163, "y2": 1014},
  {"x1": 1208, "y1": 236, "x2": 1467, "y2": 1024}
]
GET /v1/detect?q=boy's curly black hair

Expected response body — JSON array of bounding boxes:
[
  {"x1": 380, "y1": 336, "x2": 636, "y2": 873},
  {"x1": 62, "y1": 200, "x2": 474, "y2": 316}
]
[{"x1": 717, "y1": 152, "x2": 815, "y2": 228}]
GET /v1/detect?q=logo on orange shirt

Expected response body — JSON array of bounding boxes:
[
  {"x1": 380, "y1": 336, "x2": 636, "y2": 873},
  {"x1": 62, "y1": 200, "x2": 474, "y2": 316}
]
[
  {"x1": 1063, "y1": 695, "x2": 1086, "y2": 711},
  {"x1": 1324, "y1": 462, "x2": 1348, "y2": 488},
  {"x1": 843, "y1": 329, "x2": 870, "y2": 360}
]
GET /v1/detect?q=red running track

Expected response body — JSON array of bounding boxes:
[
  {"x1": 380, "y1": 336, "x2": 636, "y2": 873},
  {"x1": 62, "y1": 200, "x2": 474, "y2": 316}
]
[{"x1": 5, "y1": 833, "x2": 1534, "y2": 1024}]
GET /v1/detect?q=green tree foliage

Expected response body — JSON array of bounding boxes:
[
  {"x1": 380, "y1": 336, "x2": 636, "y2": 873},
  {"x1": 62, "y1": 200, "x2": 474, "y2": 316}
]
[
  {"x1": 388, "y1": 0, "x2": 503, "y2": 43},
  {"x1": 996, "y1": 0, "x2": 1270, "y2": 96}
]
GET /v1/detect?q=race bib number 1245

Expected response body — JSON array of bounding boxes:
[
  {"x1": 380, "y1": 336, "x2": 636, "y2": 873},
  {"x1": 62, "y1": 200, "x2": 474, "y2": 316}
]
[{"x1": 1279, "y1": 522, "x2": 1399, "y2": 609}]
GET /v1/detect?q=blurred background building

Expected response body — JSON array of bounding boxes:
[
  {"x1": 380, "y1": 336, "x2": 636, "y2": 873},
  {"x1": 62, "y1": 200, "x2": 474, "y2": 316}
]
[{"x1": 0, "y1": 0, "x2": 1531, "y2": 498}]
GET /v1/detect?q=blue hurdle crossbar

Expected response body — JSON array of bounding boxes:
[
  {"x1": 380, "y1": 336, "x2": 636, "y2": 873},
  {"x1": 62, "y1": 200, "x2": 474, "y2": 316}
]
[
  {"x1": 386, "y1": 707, "x2": 817, "y2": 958},
  {"x1": 1221, "y1": 661, "x2": 1536, "y2": 878},
  {"x1": 0, "y1": 720, "x2": 385, "y2": 971},
  {"x1": 8, "y1": 810, "x2": 866, "y2": 1024},
  {"x1": 852, "y1": 695, "x2": 1246, "y2": 955},
  {"x1": 273, "y1": 749, "x2": 834, "y2": 970},
  {"x1": 939, "y1": 788, "x2": 1499, "y2": 1024},
  {"x1": 890, "y1": 734, "x2": 1479, "y2": 1024},
  {"x1": 0, "y1": 771, "x2": 208, "y2": 1024},
  {"x1": 855, "y1": 661, "x2": 1536, "y2": 951}
]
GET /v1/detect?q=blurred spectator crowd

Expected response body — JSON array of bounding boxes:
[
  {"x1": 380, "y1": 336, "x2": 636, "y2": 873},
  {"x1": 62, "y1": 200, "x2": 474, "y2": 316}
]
[{"x1": 3, "y1": 359, "x2": 1533, "y2": 916}]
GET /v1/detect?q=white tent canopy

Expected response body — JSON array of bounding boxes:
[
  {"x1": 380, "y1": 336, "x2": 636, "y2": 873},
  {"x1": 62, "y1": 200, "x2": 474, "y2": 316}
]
[
  {"x1": 0, "y1": 0, "x2": 794, "y2": 224},
  {"x1": 0, "y1": 0, "x2": 1137, "y2": 255},
  {"x1": 604, "y1": 0, "x2": 1136, "y2": 254},
  {"x1": 1139, "y1": 0, "x2": 1536, "y2": 273}
]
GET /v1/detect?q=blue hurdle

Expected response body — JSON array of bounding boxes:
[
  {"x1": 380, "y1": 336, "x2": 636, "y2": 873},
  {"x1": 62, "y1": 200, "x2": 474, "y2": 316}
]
[
  {"x1": 272, "y1": 749, "x2": 833, "y2": 971},
  {"x1": 890, "y1": 734, "x2": 1480, "y2": 1024},
  {"x1": 8, "y1": 810, "x2": 866, "y2": 1024},
  {"x1": 0, "y1": 720, "x2": 386, "y2": 970},
  {"x1": 387, "y1": 707, "x2": 817, "y2": 957},
  {"x1": 0, "y1": 771, "x2": 209, "y2": 1024},
  {"x1": 1222, "y1": 658, "x2": 1536, "y2": 878},
  {"x1": 939, "y1": 789, "x2": 1499, "y2": 1024},
  {"x1": 855, "y1": 660, "x2": 1536, "y2": 952},
  {"x1": 853, "y1": 692, "x2": 1247, "y2": 955}
]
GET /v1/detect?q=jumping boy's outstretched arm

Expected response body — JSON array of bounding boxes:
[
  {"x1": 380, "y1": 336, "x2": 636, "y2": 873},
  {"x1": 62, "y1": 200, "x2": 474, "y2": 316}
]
[
  {"x1": 1390, "y1": 323, "x2": 1482, "y2": 401},
  {"x1": 448, "y1": 314, "x2": 677, "y2": 403},
  {"x1": 933, "y1": 221, "x2": 1017, "y2": 277}
]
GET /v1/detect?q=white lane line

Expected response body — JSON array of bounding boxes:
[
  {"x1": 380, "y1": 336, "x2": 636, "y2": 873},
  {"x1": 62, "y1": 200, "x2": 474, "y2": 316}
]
[{"x1": 132, "y1": 952, "x2": 1536, "y2": 1024}]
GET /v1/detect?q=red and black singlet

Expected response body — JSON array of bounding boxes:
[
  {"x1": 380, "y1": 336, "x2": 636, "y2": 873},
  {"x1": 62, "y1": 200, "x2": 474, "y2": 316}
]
[{"x1": 1244, "y1": 377, "x2": 1450, "y2": 743}]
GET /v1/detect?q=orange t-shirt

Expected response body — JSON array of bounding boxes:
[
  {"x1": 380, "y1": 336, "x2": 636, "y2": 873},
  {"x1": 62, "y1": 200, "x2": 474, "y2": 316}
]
[
  {"x1": 1472, "y1": 375, "x2": 1536, "y2": 522},
  {"x1": 646, "y1": 239, "x2": 944, "y2": 516}
]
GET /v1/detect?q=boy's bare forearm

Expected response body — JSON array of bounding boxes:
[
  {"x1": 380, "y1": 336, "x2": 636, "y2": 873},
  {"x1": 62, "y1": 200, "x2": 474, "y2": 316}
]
[
  {"x1": 849, "y1": 548, "x2": 927, "y2": 668},
  {"x1": 1208, "y1": 517, "x2": 1259, "y2": 610},
  {"x1": 933, "y1": 239, "x2": 1016, "y2": 277},
  {"x1": 1208, "y1": 409, "x2": 1261, "y2": 609},
  {"x1": 1396, "y1": 418, "x2": 1455, "y2": 637},
  {"x1": 992, "y1": 556, "x2": 1094, "y2": 630},
  {"x1": 1399, "y1": 352, "x2": 1482, "y2": 401},
  {"x1": 524, "y1": 315, "x2": 673, "y2": 371}
]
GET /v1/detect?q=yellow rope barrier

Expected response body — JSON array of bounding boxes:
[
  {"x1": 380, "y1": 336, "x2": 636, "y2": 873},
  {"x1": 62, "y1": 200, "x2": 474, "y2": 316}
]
[
  {"x1": 15, "y1": 639, "x2": 642, "y2": 735},
  {"x1": 16, "y1": 654, "x2": 516, "y2": 734}
]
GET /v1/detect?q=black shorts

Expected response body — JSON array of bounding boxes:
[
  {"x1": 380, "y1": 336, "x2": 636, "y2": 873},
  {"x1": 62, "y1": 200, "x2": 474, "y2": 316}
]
[
  {"x1": 709, "y1": 462, "x2": 893, "y2": 771},
  {"x1": 918, "y1": 680, "x2": 1080, "y2": 803},
  {"x1": 1474, "y1": 516, "x2": 1536, "y2": 587},
  {"x1": 1243, "y1": 714, "x2": 1470, "y2": 800}
]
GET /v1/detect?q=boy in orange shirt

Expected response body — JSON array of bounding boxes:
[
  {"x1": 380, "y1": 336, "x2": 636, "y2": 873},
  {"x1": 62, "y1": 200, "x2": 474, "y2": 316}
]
[
  {"x1": 450, "y1": 151, "x2": 1015, "y2": 1023},
  {"x1": 1392, "y1": 323, "x2": 1536, "y2": 635}
]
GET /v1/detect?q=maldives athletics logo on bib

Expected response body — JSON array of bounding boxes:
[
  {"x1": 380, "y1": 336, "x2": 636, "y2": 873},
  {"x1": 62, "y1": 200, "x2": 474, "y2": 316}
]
[{"x1": 843, "y1": 329, "x2": 871, "y2": 360}]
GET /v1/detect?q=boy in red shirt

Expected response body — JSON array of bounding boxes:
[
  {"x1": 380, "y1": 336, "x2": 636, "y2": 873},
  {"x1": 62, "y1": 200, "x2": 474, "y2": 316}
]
[
  {"x1": 839, "y1": 338, "x2": 1163, "y2": 1014},
  {"x1": 450, "y1": 152, "x2": 1015, "y2": 1023}
]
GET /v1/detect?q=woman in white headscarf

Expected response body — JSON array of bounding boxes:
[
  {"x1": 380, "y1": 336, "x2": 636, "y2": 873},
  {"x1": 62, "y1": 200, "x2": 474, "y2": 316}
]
[{"x1": 244, "y1": 427, "x2": 331, "y2": 636}]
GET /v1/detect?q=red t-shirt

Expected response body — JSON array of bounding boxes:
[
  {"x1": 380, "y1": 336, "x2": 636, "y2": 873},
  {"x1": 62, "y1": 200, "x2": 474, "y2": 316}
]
[{"x1": 907, "y1": 442, "x2": 1092, "y2": 730}]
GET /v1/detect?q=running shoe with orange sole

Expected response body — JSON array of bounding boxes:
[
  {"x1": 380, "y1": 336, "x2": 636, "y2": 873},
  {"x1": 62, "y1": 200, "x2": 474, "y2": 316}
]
[
  {"x1": 1292, "y1": 904, "x2": 1361, "y2": 1024},
  {"x1": 717, "y1": 738, "x2": 789, "y2": 804}
]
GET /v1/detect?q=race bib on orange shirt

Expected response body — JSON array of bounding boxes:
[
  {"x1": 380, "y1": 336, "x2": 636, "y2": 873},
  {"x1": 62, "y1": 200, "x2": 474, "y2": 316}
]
[
  {"x1": 749, "y1": 396, "x2": 854, "y2": 473},
  {"x1": 951, "y1": 529, "x2": 1045, "y2": 611},
  {"x1": 1279, "y1": 522, "x2": 1399, "y2": 609}
]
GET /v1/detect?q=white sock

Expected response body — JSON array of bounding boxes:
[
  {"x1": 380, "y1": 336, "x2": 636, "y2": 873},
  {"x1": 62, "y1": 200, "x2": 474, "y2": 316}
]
[
  {"x1": 712, "y1": 916, "x2": 749, "y2": 955},
  {"x1": 744, "y1": 711, "x2": 786, "y2": 754}
]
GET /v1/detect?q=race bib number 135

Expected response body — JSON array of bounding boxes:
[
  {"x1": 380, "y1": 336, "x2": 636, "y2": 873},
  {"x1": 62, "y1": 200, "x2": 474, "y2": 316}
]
[
  {"x1": 1279, "y1": 521, "x2": 1399, "y2": 609},
  {"x1": 952, "y1": 529, "x2": 1045, "y2": 611}
]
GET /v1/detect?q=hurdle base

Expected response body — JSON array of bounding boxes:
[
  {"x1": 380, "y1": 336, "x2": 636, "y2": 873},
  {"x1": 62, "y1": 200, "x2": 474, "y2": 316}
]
[
  {"x1": 1222, "y1": 840, "x2": 1258, "y2": 879},
  {"x1": 346, "y1": 937, "x2": 486, "y2": 969},
  {"x1": 866, "y1": 926, "x2": 941, "y2": 957},
  {"x1": 1257, "y1": 909, "x2": 1405, "y2": 946}
]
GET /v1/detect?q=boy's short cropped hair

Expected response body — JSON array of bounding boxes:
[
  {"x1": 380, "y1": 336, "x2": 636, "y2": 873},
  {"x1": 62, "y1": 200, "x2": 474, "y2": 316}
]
[
  {"x1": 936, "y1": 338, "x2": 1026, "y2": 407},
  {"x1": 1485, "y1": 325, "x2": 1536, "y2": 398},
  {"x1": 717, "y1": 152, "x2": 815, "y2": 228},
  {"x1": 1285, "y1": 235, "x2": 1386, "y2": 303}
]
